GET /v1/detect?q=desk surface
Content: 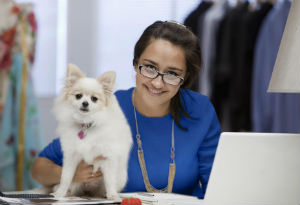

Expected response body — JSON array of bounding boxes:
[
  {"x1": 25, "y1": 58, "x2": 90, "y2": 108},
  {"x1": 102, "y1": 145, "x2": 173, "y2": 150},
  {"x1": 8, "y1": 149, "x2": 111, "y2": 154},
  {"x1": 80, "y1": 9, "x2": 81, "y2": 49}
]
[{"x1": 2, "y1": 190, "x2": 204, "y2": 205}]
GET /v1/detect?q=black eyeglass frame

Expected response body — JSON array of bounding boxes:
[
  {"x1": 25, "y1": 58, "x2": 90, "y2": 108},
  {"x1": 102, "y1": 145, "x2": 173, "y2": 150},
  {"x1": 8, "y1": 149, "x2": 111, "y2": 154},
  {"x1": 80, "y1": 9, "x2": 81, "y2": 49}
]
[{"x1": 138, "y1": 65, "x2": 184, "y2": 86}]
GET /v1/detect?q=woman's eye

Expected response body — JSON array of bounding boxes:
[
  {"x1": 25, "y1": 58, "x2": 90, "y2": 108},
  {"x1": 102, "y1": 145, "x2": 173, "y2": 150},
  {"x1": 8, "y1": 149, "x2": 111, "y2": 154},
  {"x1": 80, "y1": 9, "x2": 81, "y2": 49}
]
[
  {"x1": 75, "y1": 94, "x2": 82, "y2": 99},
  {"x1": 167, "y1": 71, "x2": 178, "y2": 76},
  {"x1": 91, "y1": 96, "x2": 98, "y2": 102},
  {"x1": 145, "y1": 65, "x2": 156, "y2": 70}
]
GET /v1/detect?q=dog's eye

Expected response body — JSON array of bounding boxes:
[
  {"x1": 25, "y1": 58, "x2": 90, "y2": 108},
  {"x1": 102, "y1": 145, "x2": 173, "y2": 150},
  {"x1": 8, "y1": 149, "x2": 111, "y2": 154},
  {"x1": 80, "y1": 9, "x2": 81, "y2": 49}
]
[
  {"x1": 91, "y1": 96, "x2": 98, "y2": 102},
  {"x1": 75, "y1": 94, "x2": 82, "y2": 99}
]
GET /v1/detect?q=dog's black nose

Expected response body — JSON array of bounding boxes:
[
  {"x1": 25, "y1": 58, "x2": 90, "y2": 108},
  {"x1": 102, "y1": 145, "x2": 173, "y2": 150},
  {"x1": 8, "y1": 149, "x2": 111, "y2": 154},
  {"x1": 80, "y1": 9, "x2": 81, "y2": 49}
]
[{"x1": 82, "y1": 101, "x2": 89, "y2": 107}]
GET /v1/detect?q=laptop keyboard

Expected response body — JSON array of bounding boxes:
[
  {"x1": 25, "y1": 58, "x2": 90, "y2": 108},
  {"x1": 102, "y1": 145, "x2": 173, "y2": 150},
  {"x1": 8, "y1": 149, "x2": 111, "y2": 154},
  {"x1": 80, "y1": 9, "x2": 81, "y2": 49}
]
[{"x1": 0, "y1": 191, "x2": 54, "y2": 199}]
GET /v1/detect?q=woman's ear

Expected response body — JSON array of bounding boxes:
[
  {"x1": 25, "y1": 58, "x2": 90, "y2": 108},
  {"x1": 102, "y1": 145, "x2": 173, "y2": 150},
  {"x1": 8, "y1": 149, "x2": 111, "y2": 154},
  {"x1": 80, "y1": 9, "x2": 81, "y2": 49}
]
[
  {"x1": 133, "y1": 60, "x2": 139, "y2": 72},
  {"x1": 134, "y1": 62, "x2": 140, "y2": 73}
]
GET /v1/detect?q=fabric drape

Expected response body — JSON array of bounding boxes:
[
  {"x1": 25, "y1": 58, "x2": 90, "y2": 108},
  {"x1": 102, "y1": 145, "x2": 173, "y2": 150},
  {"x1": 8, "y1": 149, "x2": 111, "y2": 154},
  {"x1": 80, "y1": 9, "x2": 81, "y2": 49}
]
[{"x1": 0, "y1": 0, "x2": 44, "y2": 191}]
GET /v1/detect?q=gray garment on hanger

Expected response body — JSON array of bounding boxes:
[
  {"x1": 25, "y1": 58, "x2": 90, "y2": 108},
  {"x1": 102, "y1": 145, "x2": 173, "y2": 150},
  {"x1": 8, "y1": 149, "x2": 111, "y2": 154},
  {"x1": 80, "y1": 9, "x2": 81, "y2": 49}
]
[{"x1": 199, "y1": 0, "x2": 230, "y2": 97}]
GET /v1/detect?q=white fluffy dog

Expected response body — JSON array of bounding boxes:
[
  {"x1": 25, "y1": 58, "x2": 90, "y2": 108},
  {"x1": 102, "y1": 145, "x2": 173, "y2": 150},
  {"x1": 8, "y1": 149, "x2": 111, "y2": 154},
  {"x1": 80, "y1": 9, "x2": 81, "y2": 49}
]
[{"x1": 52, "y1": 64, "x2": 132, "y2": 199}]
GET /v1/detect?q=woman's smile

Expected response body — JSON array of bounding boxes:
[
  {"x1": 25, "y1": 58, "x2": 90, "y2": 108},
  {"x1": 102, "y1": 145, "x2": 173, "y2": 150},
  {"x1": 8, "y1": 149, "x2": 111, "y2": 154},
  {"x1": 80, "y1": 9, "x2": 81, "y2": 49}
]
[{"x1": 147, "y1": 86, "x2": 164, "y2": 96}]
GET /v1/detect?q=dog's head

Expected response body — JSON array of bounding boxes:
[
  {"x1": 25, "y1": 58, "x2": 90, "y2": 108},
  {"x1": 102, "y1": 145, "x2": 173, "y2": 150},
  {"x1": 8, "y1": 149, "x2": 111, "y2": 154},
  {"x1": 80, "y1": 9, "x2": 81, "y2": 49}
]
[{"x1": 55, "y1": 64, "x2": 116, "y2": 123}]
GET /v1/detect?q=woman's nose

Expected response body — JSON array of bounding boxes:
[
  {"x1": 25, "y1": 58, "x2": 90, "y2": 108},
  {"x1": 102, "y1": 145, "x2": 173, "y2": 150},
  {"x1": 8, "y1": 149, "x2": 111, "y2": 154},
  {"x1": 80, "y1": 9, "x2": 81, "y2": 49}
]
[{"x1": 151, "y1": 75, "x2": 164, "y2": 89}]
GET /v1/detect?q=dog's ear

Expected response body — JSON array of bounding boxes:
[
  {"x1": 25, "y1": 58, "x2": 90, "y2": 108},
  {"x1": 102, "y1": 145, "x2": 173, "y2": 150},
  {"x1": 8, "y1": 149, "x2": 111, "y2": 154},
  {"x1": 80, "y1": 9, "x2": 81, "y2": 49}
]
[
  {"x1": 97, "y1": 71, "x2": 116, "y2": 94},
  {"x1": 65, "y1": 64, "x2": 85, "y2": 87}
]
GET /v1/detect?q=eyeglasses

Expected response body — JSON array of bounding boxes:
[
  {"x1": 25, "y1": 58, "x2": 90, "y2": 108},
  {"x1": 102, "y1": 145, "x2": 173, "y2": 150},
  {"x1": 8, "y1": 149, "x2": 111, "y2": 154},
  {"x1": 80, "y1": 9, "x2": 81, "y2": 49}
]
[{"x1": 138, "y1": 64, "x2": 184, "y2": 86}]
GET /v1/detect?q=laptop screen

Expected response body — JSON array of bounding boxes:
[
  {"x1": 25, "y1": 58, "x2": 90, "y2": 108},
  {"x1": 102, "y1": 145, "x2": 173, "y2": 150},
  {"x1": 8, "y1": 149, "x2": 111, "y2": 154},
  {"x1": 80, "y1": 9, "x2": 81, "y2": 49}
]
[{"x1": 204, "y1": 132, "x2": 300, "y2": 205}]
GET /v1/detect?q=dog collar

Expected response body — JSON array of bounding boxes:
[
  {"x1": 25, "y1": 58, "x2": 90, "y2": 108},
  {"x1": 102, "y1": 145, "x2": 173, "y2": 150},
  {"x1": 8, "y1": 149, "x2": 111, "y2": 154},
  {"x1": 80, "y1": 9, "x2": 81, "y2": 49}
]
[{"x1": 78, "y1": 122, "x2": 93, "y2": 139}]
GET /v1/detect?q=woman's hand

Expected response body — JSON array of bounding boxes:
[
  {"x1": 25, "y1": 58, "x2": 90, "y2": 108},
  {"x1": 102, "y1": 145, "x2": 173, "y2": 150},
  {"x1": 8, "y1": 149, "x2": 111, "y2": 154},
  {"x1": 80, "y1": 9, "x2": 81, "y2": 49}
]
[
  {"x1": 73, "y1": 156, "x2": 105, "y2": 183},
  {"x1": 31, "y1": 156, "x2": 105, "y2": 186}
]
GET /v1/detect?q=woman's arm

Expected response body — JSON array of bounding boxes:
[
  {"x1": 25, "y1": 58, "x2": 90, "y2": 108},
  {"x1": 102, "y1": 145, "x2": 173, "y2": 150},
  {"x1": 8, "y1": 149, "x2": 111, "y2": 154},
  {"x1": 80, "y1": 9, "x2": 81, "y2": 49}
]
[
  {"x1": 197, "y1": 100, "x2": 221, "y2": 196},
  {"x1": 31, "y1": 157, "x2": 104, "y2": 187},
  {"x1": 31, "y1": 157, "x2": 62, "y2": 186}
]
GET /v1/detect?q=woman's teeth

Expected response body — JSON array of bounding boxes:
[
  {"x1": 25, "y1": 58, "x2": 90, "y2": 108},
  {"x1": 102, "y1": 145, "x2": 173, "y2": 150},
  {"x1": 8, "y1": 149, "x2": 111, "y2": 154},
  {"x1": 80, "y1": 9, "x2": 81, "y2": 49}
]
[{"x1": 149, "y1": 88, "x2": 162, "y2": 94}]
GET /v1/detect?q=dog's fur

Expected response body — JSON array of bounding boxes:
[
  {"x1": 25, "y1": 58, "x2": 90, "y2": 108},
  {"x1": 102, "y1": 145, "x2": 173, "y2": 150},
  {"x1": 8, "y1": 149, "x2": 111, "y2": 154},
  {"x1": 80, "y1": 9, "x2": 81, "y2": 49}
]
[{"x1": 52, "y1": 64, "x2": 132, "y2": 199}]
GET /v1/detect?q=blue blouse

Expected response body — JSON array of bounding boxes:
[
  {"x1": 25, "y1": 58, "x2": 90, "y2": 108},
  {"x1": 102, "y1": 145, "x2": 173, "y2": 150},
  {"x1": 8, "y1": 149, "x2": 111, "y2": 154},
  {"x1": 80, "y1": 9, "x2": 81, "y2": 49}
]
[{"x1": 39, "y1": 87, "x2": 220, "y2": 199}]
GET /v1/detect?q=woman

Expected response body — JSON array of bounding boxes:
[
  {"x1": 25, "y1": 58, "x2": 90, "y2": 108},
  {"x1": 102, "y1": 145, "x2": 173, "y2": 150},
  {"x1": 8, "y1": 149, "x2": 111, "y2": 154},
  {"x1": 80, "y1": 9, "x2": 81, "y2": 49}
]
[{"x1": 31, "y1": 21, "x2": 221, "y2": 199}]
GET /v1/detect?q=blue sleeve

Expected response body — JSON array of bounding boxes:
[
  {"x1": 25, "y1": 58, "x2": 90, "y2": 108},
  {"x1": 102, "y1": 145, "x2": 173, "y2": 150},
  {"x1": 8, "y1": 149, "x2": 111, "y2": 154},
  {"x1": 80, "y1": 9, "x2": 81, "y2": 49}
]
[
  {"x1": 196, "y1": 100, "x2": 221, "y2": 198},
  {"x1": 38, "y1": 138, "x2": 63, "y2": 166}
]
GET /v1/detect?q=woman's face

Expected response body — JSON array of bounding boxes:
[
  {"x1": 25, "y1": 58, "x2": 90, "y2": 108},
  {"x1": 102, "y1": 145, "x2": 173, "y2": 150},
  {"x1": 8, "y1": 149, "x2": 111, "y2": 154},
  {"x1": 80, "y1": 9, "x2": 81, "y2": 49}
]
[{"x1": 135, "y1": 38, "x2": 186, "y2": 110}]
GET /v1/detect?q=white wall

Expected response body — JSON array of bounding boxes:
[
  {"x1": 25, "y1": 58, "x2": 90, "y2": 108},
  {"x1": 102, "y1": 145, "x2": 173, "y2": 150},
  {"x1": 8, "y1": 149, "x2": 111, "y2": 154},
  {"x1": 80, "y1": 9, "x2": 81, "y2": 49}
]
[
  {"x1": 37, "y1": 97, "x2": 57, "y2": 143},
  {"x1": 66, "y1": 0, "x2": 99, "y2": 77}
]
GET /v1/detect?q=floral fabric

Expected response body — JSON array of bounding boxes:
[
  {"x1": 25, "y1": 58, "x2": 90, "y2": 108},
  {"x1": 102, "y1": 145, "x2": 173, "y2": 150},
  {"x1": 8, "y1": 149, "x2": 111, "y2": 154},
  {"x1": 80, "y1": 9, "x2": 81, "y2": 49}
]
[{"x1": 0, "y1": 1, "x2": 44, "y2": 191}]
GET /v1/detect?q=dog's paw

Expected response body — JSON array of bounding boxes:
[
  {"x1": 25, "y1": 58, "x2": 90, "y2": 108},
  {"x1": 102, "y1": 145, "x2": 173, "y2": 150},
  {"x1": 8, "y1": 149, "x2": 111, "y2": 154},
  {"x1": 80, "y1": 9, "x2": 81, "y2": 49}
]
[
  {"x1": 106, "y1": 192, "x2": 120, "y2": 201},
  {"x1": 52, "y1": 189, "x2": 67, "y2": 198}
]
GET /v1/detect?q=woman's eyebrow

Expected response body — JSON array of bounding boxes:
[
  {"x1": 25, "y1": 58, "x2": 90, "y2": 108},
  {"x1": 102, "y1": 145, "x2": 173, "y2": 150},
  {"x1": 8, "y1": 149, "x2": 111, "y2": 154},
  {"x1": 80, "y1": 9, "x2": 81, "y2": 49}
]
[
  {"x1": 143, "y1": 59, "x2": 184, "y2": 73},
  {"x1": 167, "y1": 66, "x2": 184, "y2": 73},
  {"x1": 143, "y1": 59, "x2": 158, "y2": 66}
]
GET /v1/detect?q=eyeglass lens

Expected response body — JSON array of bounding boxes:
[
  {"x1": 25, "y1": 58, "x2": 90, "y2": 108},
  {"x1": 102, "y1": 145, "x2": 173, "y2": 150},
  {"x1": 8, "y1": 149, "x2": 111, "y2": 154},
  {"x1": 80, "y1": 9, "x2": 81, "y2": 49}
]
[{"x1": 140, "y1": 65, "x2": 181, "y2": 85}]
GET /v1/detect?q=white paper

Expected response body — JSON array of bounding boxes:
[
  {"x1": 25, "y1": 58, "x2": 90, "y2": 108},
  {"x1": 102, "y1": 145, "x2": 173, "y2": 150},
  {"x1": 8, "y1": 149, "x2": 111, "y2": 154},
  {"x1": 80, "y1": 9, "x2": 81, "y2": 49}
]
[{"x1": 120, "y1": 192, "x2": 204, "y2": 205}]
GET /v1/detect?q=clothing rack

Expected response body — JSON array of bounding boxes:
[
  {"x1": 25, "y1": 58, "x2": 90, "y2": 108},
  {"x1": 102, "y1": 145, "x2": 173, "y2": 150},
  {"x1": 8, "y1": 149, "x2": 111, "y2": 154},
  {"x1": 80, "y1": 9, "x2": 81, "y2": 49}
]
[{"x1": 184, "y1": 0, "x2": 299, "y2": 133}]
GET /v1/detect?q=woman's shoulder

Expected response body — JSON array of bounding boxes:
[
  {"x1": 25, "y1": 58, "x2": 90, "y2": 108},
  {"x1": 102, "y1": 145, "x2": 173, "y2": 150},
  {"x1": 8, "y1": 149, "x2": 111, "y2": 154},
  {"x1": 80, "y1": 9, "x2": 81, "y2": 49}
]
[
  {"x1": 114, "y1": 87, "x2": 134, "y2": 100},
  {"x1": 114, "y1": 87, "x2": 134, "y2": 115},
  {"x1": 180, "y1": 89, "x2": 215, "y2": 116},
  {"x1": 181, "y1": 89, "x2": 211, "y2": 107}
]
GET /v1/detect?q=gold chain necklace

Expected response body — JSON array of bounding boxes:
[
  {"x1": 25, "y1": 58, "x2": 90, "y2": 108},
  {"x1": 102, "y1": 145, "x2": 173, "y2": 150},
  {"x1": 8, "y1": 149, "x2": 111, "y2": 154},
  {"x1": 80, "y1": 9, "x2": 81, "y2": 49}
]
[{"x1": 132, "y1": 90, "x2": 176, "y2": 193}]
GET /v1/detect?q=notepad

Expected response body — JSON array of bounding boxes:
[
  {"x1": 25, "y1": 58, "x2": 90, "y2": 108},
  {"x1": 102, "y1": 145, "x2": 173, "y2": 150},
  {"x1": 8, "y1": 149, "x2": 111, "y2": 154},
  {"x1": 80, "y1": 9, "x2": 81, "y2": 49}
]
[{"x1": 0, "y1": 196, "x2": 121, "y2": 204}]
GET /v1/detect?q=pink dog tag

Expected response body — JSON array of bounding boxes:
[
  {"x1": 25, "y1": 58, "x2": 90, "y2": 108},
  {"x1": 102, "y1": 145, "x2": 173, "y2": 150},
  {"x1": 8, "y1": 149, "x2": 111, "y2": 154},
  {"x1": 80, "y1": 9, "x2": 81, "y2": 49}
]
[{"x1": 78, "y1": 130, "x2": 84, "y2": 139}]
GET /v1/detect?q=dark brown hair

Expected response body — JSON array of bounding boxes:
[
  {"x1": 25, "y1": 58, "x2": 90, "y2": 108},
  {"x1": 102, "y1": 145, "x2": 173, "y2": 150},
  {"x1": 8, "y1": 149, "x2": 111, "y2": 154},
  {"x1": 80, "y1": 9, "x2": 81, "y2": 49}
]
[{"x1": 133, "y1": 21, "x2": 202, "y2": 130}]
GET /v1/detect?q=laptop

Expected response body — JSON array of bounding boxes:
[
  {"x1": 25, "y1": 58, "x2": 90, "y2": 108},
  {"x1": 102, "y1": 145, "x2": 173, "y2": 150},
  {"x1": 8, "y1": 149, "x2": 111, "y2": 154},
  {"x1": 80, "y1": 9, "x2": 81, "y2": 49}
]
[{"x1": 204, "y1": 132, "x2": 300, "y2": 205}]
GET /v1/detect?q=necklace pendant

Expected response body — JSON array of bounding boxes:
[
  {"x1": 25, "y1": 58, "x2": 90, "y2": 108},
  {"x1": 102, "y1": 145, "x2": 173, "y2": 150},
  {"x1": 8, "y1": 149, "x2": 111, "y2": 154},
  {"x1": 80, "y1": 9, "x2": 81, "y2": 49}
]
[
  {"x1": 78, "y1": 130, "x2": 85, "y2": 139},
  {"x1": 77, "y1": 122, "x2": 92, "y2": 139}
]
